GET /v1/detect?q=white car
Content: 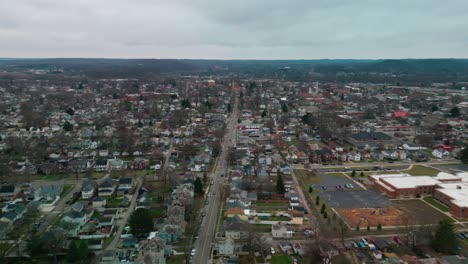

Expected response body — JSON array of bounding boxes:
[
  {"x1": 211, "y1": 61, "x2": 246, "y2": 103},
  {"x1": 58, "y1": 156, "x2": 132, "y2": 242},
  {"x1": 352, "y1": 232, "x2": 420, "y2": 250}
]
[
  {"x1": 191, "y1": 249, "x2": 196, "y2": 256},
  {"x1": 270, "y1": 247, "x2": 276, "y2": 255}
]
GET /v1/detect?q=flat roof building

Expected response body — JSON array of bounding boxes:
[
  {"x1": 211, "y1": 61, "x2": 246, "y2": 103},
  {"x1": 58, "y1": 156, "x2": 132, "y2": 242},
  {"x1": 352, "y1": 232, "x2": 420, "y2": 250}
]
[{"x1": 370, "y1": 172, "x2": 468, "y2": 219}]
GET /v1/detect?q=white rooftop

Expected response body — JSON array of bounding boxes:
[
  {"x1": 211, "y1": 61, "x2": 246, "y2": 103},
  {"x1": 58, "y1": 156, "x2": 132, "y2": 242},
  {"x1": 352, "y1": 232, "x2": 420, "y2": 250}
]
[
  {"x1": 435, "y1": 172, "x2": 461, "y2": 181},
  {"x1": 369, "y1": 174, "x2": 411, "y2": 181},
  {"x1": 436, "y1": 182, "x2": 468, "y2": 208},
  {"x1": 383, "y1": 176, "x2": 440, "y2": 189}
]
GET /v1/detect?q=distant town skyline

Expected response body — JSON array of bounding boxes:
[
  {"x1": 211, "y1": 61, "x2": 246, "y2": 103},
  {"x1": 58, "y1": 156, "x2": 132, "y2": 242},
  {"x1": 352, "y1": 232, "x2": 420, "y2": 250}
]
[{"x1": 1, "y1": 0, "x2": 467, "y2": 59}]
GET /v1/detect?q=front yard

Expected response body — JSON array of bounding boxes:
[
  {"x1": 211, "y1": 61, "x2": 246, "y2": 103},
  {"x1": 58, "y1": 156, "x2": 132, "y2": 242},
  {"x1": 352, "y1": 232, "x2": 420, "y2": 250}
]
[{"x1": 401, "y1": 165, "x2": 440, "y2": 176}]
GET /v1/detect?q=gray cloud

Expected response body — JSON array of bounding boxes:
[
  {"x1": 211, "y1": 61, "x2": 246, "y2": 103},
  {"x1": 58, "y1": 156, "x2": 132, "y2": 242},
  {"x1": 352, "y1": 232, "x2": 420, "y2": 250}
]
[{"x1": 1, "y1": 0, "x2": 467, "y2": 59}]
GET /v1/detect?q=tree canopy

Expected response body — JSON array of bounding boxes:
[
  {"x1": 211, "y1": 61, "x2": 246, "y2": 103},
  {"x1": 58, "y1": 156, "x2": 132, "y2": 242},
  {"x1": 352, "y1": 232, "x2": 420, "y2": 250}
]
[
  {"x1": 431, "y1": 220, "x2": 458, "y2": 254},
  {"x1": 63, "y1": 121, "x2": 73, "y2": 131},
  {"x1": 461, "y1": 147, "x2": 468, "y2": 164},
  {"x1": 129, "y1": 208, "x2": 154, "y2": 237},
  {"x1": 67, "y1": 240, "x2": 90, "y2": 262},
  {"x1": 276, "y1": 174, "x2": 285, "y2": 194},
  {"x1": 194, "y1": 177, "x2": 204, "y2": 195},
  {"x1": 450, "y1": 107, "x2": 461, "y2": 117},
  {"x1": 181, "y1": 99, "x2": 191, "y2": 109}
]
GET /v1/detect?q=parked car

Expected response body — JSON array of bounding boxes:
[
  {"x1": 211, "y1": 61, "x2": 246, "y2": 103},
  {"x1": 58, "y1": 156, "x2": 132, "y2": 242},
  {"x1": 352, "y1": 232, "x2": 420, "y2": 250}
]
[
  {"x1": 393, "y1": 236, "x2": 402, "y2": 245},
  {"x1": 191, "y1": 249, "x2": 196, "y2": 256},
  {"x1": 270, "y1": 247, "x2": 276, "y2": 255}
]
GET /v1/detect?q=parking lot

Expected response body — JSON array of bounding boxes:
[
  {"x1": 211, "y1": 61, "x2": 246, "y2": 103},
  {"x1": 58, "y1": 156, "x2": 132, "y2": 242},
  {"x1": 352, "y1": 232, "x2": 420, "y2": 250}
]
[
  {"x1": 316, "y1": 169, "x2": 360, "y2": 190},
  {"x1": 319, "y1": 190, "x2": 391, "y2": 209}
]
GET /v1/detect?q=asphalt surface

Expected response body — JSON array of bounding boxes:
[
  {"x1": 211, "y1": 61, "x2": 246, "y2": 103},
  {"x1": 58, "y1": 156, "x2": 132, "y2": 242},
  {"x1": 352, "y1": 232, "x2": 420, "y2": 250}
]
[
  {"x1": 192, "y1": 94, "x2": 239, "y2": 264},
  {"x1": 314, "y1": 169, "x2": 358, "y2": 190},
  {"x1": 319, "y1": 190, "x2": 391, "y2": 209}
]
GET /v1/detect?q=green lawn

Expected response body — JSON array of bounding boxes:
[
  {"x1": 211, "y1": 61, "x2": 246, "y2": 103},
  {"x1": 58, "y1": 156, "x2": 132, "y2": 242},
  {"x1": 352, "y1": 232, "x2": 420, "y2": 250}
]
[
  {"x1": 106, "y1": 197, "x2": 123, "y2": 208},
  {"x1": 422, "y1": 196, "x2": 449, "y2": 212},
  {"x1": 151, "y1": 207, "x2": 164, "y2": 218},
  {"x1": 40, "y1": 174, "x2": 65, "y2": 181},
  {"x1": 253, "y1": 224, "x2": 272, "y2": 232},
  {"x1": 256, "y1": 202, "x2": 288, "y2": 207},
  {"x1": 268, "y1": 216, "x2": 291, "y2": 221},
  {"x1": 167, "y1": 255, "x2": 185, "y2": 264},
  {"x1": 271, "y1": 254, "x2": 292, "y2": 264},
  {"x1": 402, "y1": 165, "x2": 440, "y2": 176},
  {"x1": 294, "y1": 169, "x2": 321, "y2": 186},
  {"x1": 61, "y1": 185, "x2": 72, "y2": 197},
  {"x1": 346, "y1": 170, "x2": 400, "y2": 177}
]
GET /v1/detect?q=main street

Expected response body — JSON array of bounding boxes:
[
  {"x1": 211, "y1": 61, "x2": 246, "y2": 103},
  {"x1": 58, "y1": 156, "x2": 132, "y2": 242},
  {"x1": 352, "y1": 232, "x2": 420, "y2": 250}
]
[{"x1": 192, "y1": 93, "x2": 239, "y2": 264}]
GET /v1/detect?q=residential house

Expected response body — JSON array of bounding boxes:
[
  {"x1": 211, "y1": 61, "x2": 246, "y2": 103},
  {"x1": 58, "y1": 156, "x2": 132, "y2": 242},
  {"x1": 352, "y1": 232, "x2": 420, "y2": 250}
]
[
  {"x1": 58, "y1": 221, "x2": 81, "y2": 237},
  {"x1": 129, "y1": 158, "x2": 148, "y2": 170},
  {"x1": 279, "y1": 241, "x2": 293, "y2": 255},
  {"x1": 81, "y1": 180, "x2": 97, "y2": 199},
  {"x1": 117, "y1": 177, "x2": 133, "y2": 195},
  {"x1": 224, "y1": 221, "x2": 249, "y2": 240},
  {"x1": 97, "y1": 216, "x2": 115, "y2": 228},
  {"x1": 0, "y1": 203, "x2": 26, "y2": 225},
  {"x1": 94, "y1": 159, "x2": 108, "y2": 172},
  {"x1": 108, "y1": 158, "x2": 126, "y2": 170},
  {"x1": 216, "y1": 237, "x2": 239, "y2": 256},
  {"x1": 34, "y1": 184, "x2": 63, "y2": 201},
  {"x1": 0, "y1": 184, "x2": 18, "y2": 201},
  {"x1": 137, "y1": 238, "x2": 168, "y2": 264},
  {"x1": 88, "y1": 239, "x2": 104, "y2": 250},
  {"x1": 224, "y1": 207, "x2": 248, "y2": 221},
  {"x1": 271, "y1": 222, "x2": 293, "y2": 238},
  {"x1": 348, "y1": 152, "x2": 361, "y2": 162},
  {"x1": 98, "y1": 178, "x2": 117, "y2": 197},
  {"x1": 92, "y1": 196, "x2": 106, "y2": 208},
  {"x1": 63, "y1": 211, "x2": 87, "y2": 226},
  {"x1": 292, "y1": 243, "x2": 305, "y2": 255},
  {"x1": 68, "y1": 159, "x2": 92, "y2": 172},
  {"x1": 432, "y1": 148, "x2": 450, "y2": 159}
]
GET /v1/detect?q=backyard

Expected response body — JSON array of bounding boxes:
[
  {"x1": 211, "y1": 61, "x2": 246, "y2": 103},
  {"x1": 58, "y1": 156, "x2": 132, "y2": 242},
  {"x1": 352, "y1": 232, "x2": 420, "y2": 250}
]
[{"x1": 271, "y1": 254, "x2": 292, "y2": 264}]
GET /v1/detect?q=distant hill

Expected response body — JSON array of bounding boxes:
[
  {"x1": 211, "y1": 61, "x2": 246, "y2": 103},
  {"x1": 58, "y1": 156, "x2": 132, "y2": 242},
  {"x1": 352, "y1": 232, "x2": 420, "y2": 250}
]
[{"x1": 0, "y1": 58, "x2": 467, "y2": 82}]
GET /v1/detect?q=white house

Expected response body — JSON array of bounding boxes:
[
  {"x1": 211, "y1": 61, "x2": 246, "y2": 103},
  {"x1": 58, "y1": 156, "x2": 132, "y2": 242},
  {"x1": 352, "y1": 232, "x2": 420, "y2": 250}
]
[
  {"x1": 432, "y1": 148, "x2": 450, "y2": 159},
  {"x1": 81, "y1": 181, "x2": 97, "y2": 199}
]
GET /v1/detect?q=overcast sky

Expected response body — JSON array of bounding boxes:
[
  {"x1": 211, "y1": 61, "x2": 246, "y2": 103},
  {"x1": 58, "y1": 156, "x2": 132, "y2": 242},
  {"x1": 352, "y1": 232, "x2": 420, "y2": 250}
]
[{"x1": 1, "y1": 0, "x2": 467, "y2": 59}]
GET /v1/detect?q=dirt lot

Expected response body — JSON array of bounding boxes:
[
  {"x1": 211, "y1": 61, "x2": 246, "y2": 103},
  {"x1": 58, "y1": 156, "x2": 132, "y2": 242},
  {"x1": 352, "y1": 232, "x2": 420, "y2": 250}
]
[{"x1": 338, "y1": 199, "x2": 452, "y2": 227}]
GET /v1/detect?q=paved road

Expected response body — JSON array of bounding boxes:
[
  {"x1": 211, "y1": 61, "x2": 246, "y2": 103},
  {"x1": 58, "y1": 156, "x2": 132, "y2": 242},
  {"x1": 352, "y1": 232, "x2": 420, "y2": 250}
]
[
  {"x1": 291, "y1": 160, "x2": 459, "y2": 170},
  {"x1": 107, "y1": 178, "x2": 143, "y2": 250},
  {"x1": 192, "y1": 93, "x2": 239, "y2": 264}
]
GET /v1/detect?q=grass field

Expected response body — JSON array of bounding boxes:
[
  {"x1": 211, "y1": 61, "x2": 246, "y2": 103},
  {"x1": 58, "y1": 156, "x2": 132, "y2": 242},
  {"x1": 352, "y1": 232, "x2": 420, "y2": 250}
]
[
  {"x1": 401, "y1": 165, "x2": 440, "y2": 176},
  {"x1": 271, "y1": 254, "x2": 292, "y2": 264},
  {"x1": 60, "y1": 185, "x2": 72, "y2": 197},
  {"x1": 393, "y1": 199, "x2": 453, "y2": 225},
  {"x1": 294, "y1": 169, "x2": 321, "y2": 186},
  {"x1": 268, "y1": 216, "x2": 291, "y2": 221},
  {"x1": 167, "y1": 255, "x2": 185, "y2": 264},
  {"x1": 256, "y1": 202, "x2": 289, "y2": 207},
  {"x1": 348, "y1": 170, "x2": 400, "y2": 177},
  {"x1": 422, "y1": 196, "x2": 449, "y2": 212}
]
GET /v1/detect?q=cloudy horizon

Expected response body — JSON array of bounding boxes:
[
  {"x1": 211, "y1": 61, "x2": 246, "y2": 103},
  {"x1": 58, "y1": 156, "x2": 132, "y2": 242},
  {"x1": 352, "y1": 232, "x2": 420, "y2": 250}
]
[{"x1": 1, "y1": 0, "x2": 467, "y2": 59}]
